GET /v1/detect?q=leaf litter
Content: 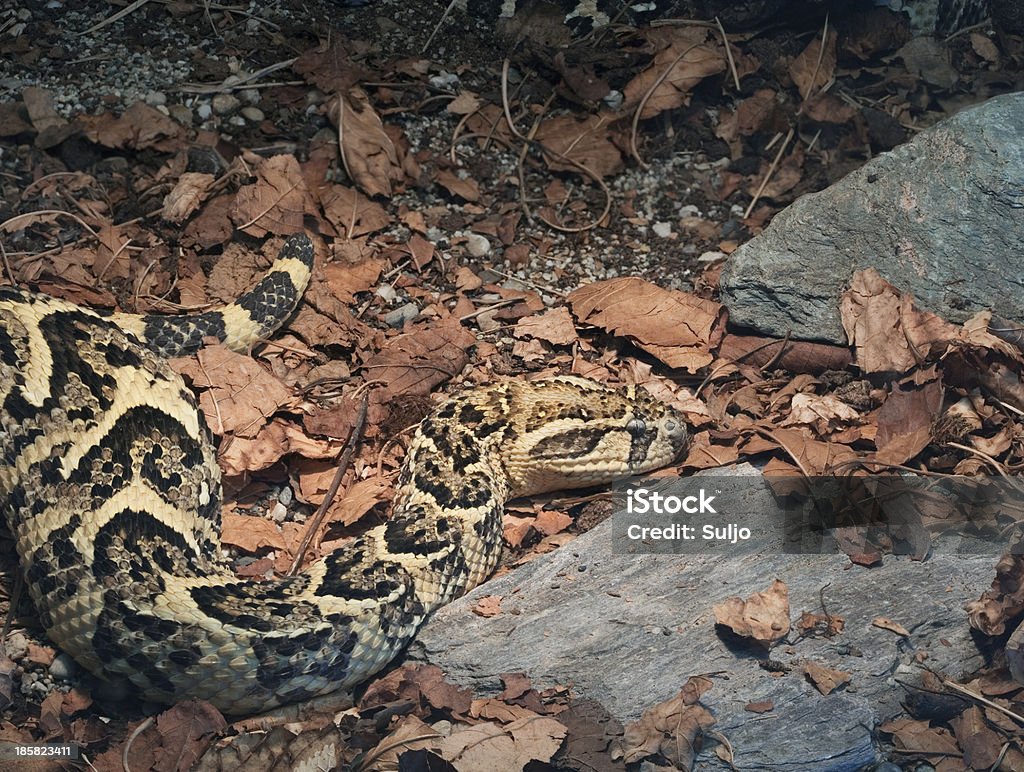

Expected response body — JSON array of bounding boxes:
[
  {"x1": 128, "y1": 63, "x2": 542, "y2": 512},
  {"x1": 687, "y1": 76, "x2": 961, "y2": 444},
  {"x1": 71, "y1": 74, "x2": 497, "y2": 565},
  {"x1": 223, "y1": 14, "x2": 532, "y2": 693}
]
[{"x1": 2, "y1": 1, "x2": 1024, "y2": 768}]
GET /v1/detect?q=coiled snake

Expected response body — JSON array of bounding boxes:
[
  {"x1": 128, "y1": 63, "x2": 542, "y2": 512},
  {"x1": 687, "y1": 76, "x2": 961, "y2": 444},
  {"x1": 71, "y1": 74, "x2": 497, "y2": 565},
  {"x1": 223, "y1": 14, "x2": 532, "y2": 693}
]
[{"x1": 0, "y1": 234, "x2": 688, "y2": 714}]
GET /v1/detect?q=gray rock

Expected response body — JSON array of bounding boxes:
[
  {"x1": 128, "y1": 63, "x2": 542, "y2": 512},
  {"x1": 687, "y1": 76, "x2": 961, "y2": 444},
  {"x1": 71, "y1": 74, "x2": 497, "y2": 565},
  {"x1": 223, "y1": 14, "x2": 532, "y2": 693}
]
[
  {"x1": 384, "y1": 302, "x2": 419, "y2": 328},
  {"x1": 240, "y1": 106, "x2": 265, "y2": 123},
  {"x1": 410, "y1": 464, "x2": 996, "y2": 770},
  {"x1": 211, "y1": 93, "x2": 240, "y2": 116},
  {"x1": 49, "y1": 652, "x2": 78, "y2": 681},
  {"x1": 720, "y1": 92, "x2": 1024, "y2": 344},
  {"x1": 4, "y1": 632, "x2": 28, "y2": 661}
]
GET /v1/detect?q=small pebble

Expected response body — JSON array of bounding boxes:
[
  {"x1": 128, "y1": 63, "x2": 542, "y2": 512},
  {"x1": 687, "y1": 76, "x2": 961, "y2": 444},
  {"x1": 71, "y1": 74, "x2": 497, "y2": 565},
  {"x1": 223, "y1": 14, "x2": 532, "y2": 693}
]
[
  {"x1": 144, "y1": 90, "x2": 167, "y2": 106},
  {"x1": 196, "y1": 102, "x2": 213, "y2": 120},
  {"x1": 269, "y1": 501, "x2": 288, "y2": 523},
  {"x1": 652, "y1": 221, "x2": 673, "y2": 238},
  {"x1": 278, "y1": 487, "x2": 293, "y2": 506},
  {"x1": 384, "y1": 302, "x2": 419, "y2": 328},
  {"x1": 168, "y1": 104, "x2": 193, "y2": 126},
  {"x1": 428, "y1": 72, "x2": 459, "y2": 90},
  {"x1": 211, "y1": 93, "x2": 240, "y2": 115},
  {"x1": 241, "y1": 106, "x2": 265, "y2": 122},
  {"x1": 375, "y1": 284, "x2": 398, "y2": 302},
  {"x1": 464, "y1": 233, "x2": 491, "y2": 258},
  {"x1": 49, "y1": 652, "x2": 78, "y2": 681},
  {"x1": 5, "y1": 632, "x2": 28, "y2": 660}
]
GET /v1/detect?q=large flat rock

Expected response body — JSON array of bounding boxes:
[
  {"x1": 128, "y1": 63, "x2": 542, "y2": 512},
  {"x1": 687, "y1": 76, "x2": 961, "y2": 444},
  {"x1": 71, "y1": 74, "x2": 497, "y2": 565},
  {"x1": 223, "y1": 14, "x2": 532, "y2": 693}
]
[
  {"x1": 719, "y1": 91, "x2": 1024, "y2": 344},
  {"x1": 409, "y1": 465, "x2": 997, "y2": 770}
]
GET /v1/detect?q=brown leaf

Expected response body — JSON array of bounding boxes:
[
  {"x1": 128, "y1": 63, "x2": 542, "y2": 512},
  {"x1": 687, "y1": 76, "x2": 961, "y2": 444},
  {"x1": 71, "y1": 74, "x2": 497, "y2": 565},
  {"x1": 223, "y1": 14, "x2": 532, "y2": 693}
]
[
  {"x1": 320, "y1": 184, "x2": 390, "y2": 237},
  {"x1": 361, "y1": 319, "x2": 475, "y2": 396},
  {"x1": 713, "y1": 579, "x2": 791, "y2": 646},
  {"x1": 25, "y1": 644, "x2": 56, "y2": 666},
  {"x1": 439, "y1": 717, "x2": 568, "y2": 771},
  {"x1": 327, "y1": 476, "x2": 391, "y2": 526},
  {"x1": 950, "y1": 705, "x2": 1002, "y2": 770},
  {"x1": 96, "y1": 701, "x2": 226, "y2": 772},
  {"x1": 229, "y1": 153, "x2": 315, "y2": 238},
  {"x1": 362, "y1": 715, "x2": 442, "y2": 768},
  {"x1": 513, "y1": 307, "x2": 578, "y2": 347},
  {"x1": 435, "y1": 168, "x2": 481, "y2": 202},
  {"x1": 533, "y1": 509, "x2": 572, "y2": 536},
  {"x1": 715, "y1": 88, "x2": 782, "y2": 144},
  {"x1": 569, "y1": 278, "x2": 723, "y2": 372},
  {"x1": 220, "y1": 418, "x2": 338, "y2": 478},
  {"x1": 162, "y1": 172, "x2": 215, "y2": 223},
  {"x1": 221, "y1": 513, "x2": 286, "y2": 553},
  {"x1": 874, "y1": 376, "x2": 942, "y2": 465},
  {"x1": 802, "y1": 661, "x2": 851, "y2": 695},
  {"x1": 790, "y1": 28, "x2": 837, "y2": 100},
  {"x1": 616, "y1": 677, "x2": 715, "y2": 769},
  {"x1": 758, "y1": 427, "x2": 859, "y2": 476},
  {"x1": 534, "y1": 113, "x2": 624, "y2": 178},
  {"x1": 173, "y1": 346, "x2": 295, "y2": 439},
  {"x1": 781, "y1": 393, "x2": 859, "y2": 431},
  {"x1": 622, "y1": 29, "x2": 726, "y2": 120},
  {"x1": 323, "y1": 258, "x2": 385, "y2": 303},
  {"x1": 872, "y1": 616, "x2": 910, "y2": 637},
  {"x1": 879, "y1": 717, "x2": 960, "y2": 757},
  {"x1": 840, "y1": 268, "x2": 959, "y2": 373},
  {"x1": 473, "y1": 595, "x2": 503, "y2": 618},
  {"x1": 80, "y1": 101, "x2": 185, "y2": 151},
  {"x1": 744, "y1": 700, "x2": 774, "y2": 713},
  {"x1": 334, "y1": 89, "x2": 404, "y2": 198}
]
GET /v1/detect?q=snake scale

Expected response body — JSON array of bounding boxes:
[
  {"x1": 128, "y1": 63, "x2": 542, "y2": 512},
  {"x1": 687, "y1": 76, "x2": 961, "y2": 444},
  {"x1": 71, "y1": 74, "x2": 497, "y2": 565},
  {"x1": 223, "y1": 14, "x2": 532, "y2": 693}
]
[{"x1": 0, "y1": 233, "x2": 688, "y2": 714}]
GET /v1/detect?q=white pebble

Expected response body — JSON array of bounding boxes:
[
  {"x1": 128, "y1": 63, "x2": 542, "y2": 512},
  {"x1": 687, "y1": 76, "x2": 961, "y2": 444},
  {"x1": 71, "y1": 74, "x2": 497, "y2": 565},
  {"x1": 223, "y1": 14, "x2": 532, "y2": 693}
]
[
  {"x1": 652, "y1": 222, "x2": 673, "y2": 238},
  {"x1": 241, "y1": 106, "x2": 264, "y2": 122},
  {"x1": 49, "y1": 653, "x2": 78, "y2": 681},
  {"x1": 465, "y1": 233, "x2": 491, "y2": 258},
  {"x1": 211, "y1": 93, "x2": 240, "y2": 116}
]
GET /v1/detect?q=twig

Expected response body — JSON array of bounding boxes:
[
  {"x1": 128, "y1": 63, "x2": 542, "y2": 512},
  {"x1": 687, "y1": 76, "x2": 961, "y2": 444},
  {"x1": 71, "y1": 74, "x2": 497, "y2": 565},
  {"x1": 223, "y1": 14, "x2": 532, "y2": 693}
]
[
  {"x1": 422, "y1": 0, "x2": 463, "y2": 54},
  {"x1": 335, "y1": 95, "x2": 353, "y2": 184},
  {"x1": 743, "y1": 127, "x2": 794, "y2": 219},
  {"x1": 630, "y1": 42, "x2": 700, "y2": 169},
  {"x1": 286, "y1": 393, "x2": 370, "y2": 576},
  {"x1": 714, "y1": 17, "x2": 740, "y2": 90},
  {"x1": 80, "y1": 0, "x2": 153, "y2": 36},
  {"x1": 945, "y1": 441, "x2": 1024, "y2": 494},
  {"x1": 941, "y1": 678, "x2": 1024, "y2": 725},
  {"x1": 177, "y1": 57, "x2": 299, "y2": 94}
]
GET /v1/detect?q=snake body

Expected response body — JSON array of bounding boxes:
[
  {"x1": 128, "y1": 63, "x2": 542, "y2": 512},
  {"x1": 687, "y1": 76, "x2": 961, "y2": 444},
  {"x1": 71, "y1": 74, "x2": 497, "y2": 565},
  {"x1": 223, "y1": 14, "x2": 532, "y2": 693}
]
[{"x1": 0, "y1": 234, "x2": 688, "y2": 714}]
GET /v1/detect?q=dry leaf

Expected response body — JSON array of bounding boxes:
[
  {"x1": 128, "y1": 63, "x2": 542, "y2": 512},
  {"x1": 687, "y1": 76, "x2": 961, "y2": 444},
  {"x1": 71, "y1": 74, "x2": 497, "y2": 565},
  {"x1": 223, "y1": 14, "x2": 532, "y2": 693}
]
[
  {"x1": 513, "y1": 307, "x2": 578, "y2": 347},
  {"x1": 803, "y1": 661, "x2": 851, "y2": 695},
  {"x1": 872, "y1": 616, "x2": 911, "y2": 637},
  {"x1": 230, "y1": 153, "x2": 314, "y2": 237},
  {"x1": 840, "y1": 269, "x2": 959, "y2": 373},
  {"x1": 616, "y1": 677, "x2": 715, "y2": 769},
  {"x1": 173, "y1": 346, "x2": 295, "y2": 439},
  {"x1": 713, "y1": 579, "x2": 791, "y2": 646},
  {"x1": 162, "y1": 172, "x2": 215, "y2": 223},
  {"x1": 622, "y1": 29, "x2": 726, "y2": 120},
  {"x1": 334, "y1": 88, "x2": 404, "y2": 198},
  {"x1": 473, "y1": 595, "x2": 503, "y2": 618},
  {"x1": 790, "y1": 28, "x2": 837, "y2": 100},
  {"x1": 569, "y1": 277, "x2": 723, "y2": 372}
]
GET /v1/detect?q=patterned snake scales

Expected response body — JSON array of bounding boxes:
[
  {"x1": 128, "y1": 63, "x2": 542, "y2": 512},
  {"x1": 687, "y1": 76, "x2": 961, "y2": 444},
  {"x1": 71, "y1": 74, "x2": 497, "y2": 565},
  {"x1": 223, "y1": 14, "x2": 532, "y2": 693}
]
[{"x1": 0, "y1": 234, "x2": 688, "y2": 714}]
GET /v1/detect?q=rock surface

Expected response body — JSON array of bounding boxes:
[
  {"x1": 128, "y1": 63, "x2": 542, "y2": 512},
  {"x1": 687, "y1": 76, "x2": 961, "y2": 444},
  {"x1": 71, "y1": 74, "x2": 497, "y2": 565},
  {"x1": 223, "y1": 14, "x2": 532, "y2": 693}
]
[
  {"x1": 410, "y1": 464, "x2": 997, "y2": 771},
  {"x1": 719, "y1": 92, "x2": 1024, "y2": 344}
]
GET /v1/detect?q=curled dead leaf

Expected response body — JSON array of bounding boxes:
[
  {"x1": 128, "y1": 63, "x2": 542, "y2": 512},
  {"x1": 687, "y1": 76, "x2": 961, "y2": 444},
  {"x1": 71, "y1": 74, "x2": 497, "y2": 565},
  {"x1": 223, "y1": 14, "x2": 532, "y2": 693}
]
[{"x1": 713, "y1": 579, "x2": 791, "y2": 646}]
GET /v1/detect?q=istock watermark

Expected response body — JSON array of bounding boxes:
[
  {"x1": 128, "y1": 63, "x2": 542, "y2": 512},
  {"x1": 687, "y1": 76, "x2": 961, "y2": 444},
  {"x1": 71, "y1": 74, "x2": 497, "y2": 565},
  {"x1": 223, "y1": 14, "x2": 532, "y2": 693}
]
[{"x1": 611, "y1": 474, "x2": 1024, "y2": 556}]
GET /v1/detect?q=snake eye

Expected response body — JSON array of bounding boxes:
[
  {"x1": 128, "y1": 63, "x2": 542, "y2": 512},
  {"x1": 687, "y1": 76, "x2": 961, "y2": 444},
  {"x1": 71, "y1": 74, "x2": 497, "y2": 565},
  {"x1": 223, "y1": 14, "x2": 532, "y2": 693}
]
[{"x1": 626, "y1": 418, "x2": 647, "y2": 437}]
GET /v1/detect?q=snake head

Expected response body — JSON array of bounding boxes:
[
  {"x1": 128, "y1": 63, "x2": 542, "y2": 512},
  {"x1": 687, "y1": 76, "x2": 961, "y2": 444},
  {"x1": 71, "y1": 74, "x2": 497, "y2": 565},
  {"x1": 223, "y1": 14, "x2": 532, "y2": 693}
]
[{"x1": 502, "y1": 377, "x2": 689, "y2": 497}]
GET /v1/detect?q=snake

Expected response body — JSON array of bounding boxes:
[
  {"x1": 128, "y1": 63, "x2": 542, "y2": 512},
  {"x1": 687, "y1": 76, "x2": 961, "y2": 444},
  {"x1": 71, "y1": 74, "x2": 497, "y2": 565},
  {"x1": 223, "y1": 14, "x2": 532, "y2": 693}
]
[{"x1": 0, "y1": 233, "x2": 689, "y2": 714}]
